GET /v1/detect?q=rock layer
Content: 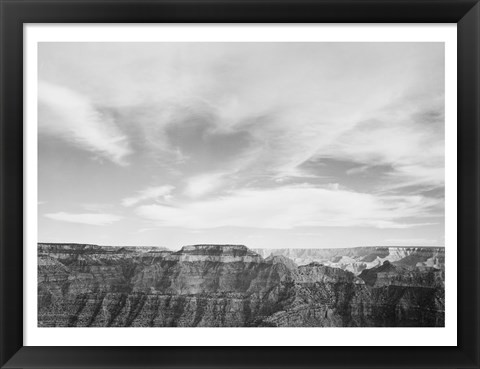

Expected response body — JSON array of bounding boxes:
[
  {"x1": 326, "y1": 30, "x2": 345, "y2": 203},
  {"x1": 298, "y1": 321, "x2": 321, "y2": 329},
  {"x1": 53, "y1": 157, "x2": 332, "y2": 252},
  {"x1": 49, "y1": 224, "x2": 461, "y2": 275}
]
[{"x1": 38, "y1": 243, "x2": 445, "y2": 327}]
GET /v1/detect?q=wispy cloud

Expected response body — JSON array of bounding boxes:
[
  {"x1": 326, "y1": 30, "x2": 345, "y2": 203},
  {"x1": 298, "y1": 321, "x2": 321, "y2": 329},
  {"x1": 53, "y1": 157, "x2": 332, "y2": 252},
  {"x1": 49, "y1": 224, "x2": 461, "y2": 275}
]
[
  {"x1": 44, "y1": 212, "x2": 123, "y2": 226},
  {"x1": 312, "y1": 96, "x2": 445, "y2": 191},
  {"x1": 38, "y1": 43, "x2": 445, "y2": 246},
  {"x1": 38, "y1": 81, "x2": 132, "y2": 166},
  {"x1": 122, "y1": 185, "x2": 174, "y2": 207},
  {"x1": 38, "y1": 44, "x2": 444, "y2": 183},
  {"x1": 183, "y1": 173, "x2": 225, "y2": 198},
  {"x1": 385, "y1": 238, "x2": 441, "y2": 246},
  {"x1": 135, "y1": 185, "x2": 442, "y2": 230}
]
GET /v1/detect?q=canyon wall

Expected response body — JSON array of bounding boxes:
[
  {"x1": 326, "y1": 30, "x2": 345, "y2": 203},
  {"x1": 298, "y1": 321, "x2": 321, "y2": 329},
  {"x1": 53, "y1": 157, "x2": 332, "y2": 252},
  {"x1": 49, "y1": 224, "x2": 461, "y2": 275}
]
[{"x1": 38, "y1": 243, "x2": 445, "y2": 327}]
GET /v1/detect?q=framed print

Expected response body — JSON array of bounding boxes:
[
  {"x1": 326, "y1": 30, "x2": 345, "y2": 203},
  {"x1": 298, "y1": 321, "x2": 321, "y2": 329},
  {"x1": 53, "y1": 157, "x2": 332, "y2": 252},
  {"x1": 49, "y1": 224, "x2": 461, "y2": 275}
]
[{"x1": 0, "y1": 1, "x2": 479, "y2": 368}]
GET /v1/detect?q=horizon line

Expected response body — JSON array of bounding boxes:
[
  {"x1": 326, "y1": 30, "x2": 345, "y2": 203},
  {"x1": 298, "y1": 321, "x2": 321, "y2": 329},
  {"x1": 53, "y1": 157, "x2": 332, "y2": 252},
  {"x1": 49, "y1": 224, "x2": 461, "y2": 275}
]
[{"x1": 37, "y1": 242, "x2": 446, "y2": 250}]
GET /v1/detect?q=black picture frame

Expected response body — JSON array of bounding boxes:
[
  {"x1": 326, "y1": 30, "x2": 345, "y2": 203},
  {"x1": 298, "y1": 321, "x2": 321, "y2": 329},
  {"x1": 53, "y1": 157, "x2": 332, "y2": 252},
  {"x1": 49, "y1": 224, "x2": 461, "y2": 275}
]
[{"x1": 1, "y1": 0, "x2": 479, "y2": 368}]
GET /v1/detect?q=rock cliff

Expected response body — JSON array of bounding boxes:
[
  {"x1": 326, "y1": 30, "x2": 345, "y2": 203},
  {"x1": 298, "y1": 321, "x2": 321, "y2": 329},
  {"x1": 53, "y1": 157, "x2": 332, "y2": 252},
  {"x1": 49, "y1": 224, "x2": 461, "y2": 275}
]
[{"x1": 38, "y1": 243, "x2": 445, "y2": 327}]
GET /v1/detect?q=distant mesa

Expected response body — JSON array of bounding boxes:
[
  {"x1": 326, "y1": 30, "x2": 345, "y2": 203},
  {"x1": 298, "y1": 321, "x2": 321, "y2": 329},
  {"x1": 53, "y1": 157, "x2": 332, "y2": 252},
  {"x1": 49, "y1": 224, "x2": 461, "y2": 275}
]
[
  {"x1": 253, "y1": 246, "x2": 445, "y2": 275},
  {"x1": 178, "y1": 244, "x2": 254, "y2": 256},
  {"x1": 38, "y1": 242, "x2": 170, "y2": 253}
]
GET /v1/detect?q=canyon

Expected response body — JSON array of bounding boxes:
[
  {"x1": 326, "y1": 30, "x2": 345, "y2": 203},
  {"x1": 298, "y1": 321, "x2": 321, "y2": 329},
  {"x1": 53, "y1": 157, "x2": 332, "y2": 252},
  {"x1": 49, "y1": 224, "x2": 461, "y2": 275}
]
[{"x1": 38, "y1": 243, "x2": 445, "y2": 327}]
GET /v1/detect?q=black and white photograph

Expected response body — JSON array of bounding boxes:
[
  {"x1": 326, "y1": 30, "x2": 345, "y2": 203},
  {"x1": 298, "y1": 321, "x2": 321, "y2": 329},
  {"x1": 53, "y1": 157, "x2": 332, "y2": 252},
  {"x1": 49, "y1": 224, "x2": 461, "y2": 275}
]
[{"x1": 37, "y1": 42, "x2": 446, "y2": 328}]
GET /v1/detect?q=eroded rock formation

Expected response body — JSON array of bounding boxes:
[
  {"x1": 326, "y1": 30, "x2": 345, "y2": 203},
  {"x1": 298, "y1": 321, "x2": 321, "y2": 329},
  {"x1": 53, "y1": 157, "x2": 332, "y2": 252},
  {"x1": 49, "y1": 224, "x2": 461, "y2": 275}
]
[
  {"x1": 254, "y1": 246, "x2": 445, "y2": 274},
  {"x1": 38, "y1": 243, "x2": 445, "y2": 327}
]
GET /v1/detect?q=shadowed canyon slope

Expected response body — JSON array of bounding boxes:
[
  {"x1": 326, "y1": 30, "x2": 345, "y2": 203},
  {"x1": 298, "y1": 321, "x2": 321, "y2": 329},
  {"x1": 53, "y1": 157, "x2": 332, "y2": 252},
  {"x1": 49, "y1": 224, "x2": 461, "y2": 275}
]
[{"x1": 38, "y1": 244, "x2": 445, "y2": 327}]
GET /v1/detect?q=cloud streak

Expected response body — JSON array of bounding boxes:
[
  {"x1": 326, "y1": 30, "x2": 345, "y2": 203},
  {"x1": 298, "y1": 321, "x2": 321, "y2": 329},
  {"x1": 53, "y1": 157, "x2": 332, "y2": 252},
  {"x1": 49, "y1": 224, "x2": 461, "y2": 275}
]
[
  {"x1": 44, "y1": 212, "x2": 123, "y2": 226},
  {"x1": 310, "y1": 96, "x2": 445, "y2": 191},
  {"x1": 135, "y1": 185, "x2": 442, "y2": 230},
  {"x1": 183, "y1": 173, "x2": 225, "y2": 198},
  {"x1": 38, "y1": 81, "x2": 132, "y2": 166},
  {"x1": 122, "y1": 185, "x2": 175, "y2": 207}
]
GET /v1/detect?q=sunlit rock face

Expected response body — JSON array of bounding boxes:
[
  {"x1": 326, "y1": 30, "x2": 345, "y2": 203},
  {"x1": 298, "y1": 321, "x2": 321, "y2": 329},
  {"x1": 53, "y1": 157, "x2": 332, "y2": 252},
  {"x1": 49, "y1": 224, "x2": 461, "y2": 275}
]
[
  {"x1": 253, "y1": 246, "x2": 445, "y2": 275},
  {"x1": 38, "y1": 243, "x2": 445, "y2": 327}
]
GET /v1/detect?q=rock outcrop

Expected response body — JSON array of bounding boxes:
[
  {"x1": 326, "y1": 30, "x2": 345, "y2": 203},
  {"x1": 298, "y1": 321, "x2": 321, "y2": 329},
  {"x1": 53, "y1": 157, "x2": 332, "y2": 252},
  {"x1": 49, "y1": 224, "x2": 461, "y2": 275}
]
[{"x1": 38, "y1": 243, "x2": 445, "y2": 327}]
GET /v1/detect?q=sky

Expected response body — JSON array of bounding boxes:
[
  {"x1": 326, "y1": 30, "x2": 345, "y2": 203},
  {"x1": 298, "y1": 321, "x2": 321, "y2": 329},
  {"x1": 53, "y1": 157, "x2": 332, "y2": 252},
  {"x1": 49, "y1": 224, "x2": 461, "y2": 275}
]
[{"x1": 38, "y1": 42, "x2": 445, "y2": 249}]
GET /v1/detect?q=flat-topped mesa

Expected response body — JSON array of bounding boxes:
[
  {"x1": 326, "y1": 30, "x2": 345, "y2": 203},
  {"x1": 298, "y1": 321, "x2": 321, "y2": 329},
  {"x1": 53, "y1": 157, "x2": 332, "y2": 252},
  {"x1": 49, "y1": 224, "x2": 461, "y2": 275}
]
[
  {"x1": 38, "y1": 243, "x2": 104, "y2": 253},
  {"x1": 37, "y1": 243, "x2": 171, "y2": 266},
  {"x1": 170, "y1": 244, "x2": 263, "y2": 263},
  {"x1": 179, "y1": 244, "x2": 251, "y2": 255},
  {"x1": 38, "y1": 243, "x2": 169, "y2": 254}
]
